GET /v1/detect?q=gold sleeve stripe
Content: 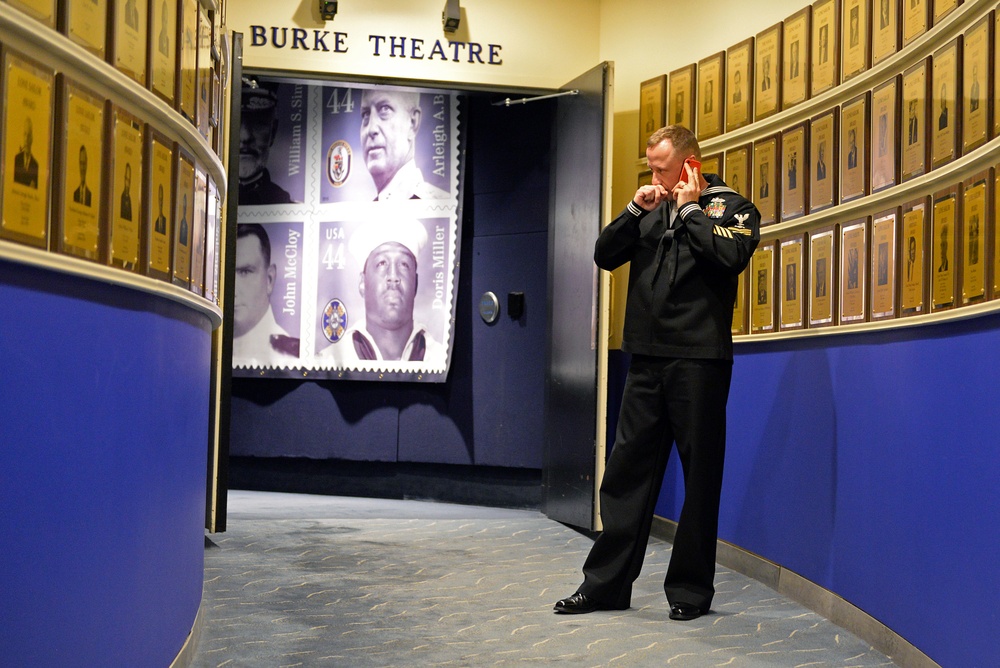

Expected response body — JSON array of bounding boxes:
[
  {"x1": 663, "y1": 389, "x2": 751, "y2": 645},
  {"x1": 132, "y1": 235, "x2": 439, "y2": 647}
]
[{"x1": 713, "y1": 225, "x2": 734, "y2": 239}]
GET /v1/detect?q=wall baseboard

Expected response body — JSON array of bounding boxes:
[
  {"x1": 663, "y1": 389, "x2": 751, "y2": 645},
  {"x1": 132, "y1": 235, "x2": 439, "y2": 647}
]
[
  {"x1": 170, "y1": 596, "x2": 205, "y2": 668},
  {"x1": 651, "y1": 517, "x2": 940, "y2": 668}
]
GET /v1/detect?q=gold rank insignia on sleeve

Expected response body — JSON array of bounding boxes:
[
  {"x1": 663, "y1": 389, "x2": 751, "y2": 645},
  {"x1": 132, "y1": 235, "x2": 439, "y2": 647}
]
[
  {"x1": 713, "y1": 225, "x2": 734, "y2": 238},
  {"x1": 704, "y1": 197, "x2": 727, "y2": 218}
]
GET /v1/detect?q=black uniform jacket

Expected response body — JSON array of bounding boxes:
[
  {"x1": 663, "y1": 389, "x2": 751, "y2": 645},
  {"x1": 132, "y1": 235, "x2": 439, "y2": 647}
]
[{"x1": 595, "y1": 174, "x2": 760, "y2": 361}]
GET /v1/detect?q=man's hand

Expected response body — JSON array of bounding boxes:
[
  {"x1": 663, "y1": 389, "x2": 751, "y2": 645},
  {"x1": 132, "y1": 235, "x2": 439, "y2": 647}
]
[
  {"x1": 673, "y1": 163, "x2": 705, "y2": 207},
  {"x1": 634, "y1": 184, "x2": 670, "y2": 211}
]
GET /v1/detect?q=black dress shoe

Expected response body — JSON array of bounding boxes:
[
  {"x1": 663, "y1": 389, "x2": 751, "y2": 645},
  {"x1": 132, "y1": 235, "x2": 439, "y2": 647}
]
[
  {"x1": 553, "y1": 592, "x2": 602, "y2": 614},
  {"x1": 669, "y1": 603, "x2": 704, "y2": 621}
]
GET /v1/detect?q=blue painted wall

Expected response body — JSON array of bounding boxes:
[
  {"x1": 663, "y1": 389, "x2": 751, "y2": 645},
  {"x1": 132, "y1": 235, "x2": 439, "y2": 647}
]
[
  {"x1": 652, "y1": 316, "x2": 1000, "y2": 667},
  {"x1": 231, "y1": 96, "x2": 553, "y2": 470},
  {"x1": 1, "y1": 262, "x2": 211, "y2": 666}
]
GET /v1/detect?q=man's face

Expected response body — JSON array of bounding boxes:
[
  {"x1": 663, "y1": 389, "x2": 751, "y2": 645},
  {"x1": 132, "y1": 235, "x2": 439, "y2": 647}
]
[
  {"x1": 22, "y1": 120, "x2": 32, "y2": 153},
  {"x1": 239, "y1": 111, "x2": 276, "y2": 181},
  {"x1": 234, "y1": 234, "x2": 275, "y2": 337},
  {"x1": 646, "y1": 140, "x2": 688, "y2": 195},
  {"x1": 124, "y1": 164, "x2": 131, "y2": 191},
  {"x1": 908, "y1": 237, "x2": 916, "y2": 261},
  {"x1": 359, "y1": 91, "x2": 419, "y2": 188},
  {"x1": 360, "y1": 242, "x2": 417, "y2": 331}
]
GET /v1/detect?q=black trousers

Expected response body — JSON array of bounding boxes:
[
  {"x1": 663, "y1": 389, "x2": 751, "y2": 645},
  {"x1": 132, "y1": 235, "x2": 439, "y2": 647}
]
[{"x1": 578, "y1": 355, "x2": 733, "y2": 611}]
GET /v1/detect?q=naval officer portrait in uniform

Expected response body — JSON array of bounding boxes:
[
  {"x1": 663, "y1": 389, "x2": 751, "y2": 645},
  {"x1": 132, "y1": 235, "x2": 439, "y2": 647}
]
[
  {"x1": 359, "y1": 89, "x2": 449, "y2": 201},
  {"x1": 238, "y1": 78, "x2": 294, "y2": 205}
]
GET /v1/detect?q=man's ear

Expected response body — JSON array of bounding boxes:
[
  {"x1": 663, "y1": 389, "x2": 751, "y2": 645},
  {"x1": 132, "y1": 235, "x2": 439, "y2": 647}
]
[
  {"x1": 358, "y1": 272, "x2": 366, "y2": 299},
  {"x1": 266, "y1": 263, "x2": 277, "y2": 295},
  {"x1": 409, "y1": 107, "x2": 422, "y2": 136},
  {"x1": 269, "y1": 118, "x2": 279, "y2": 147}
]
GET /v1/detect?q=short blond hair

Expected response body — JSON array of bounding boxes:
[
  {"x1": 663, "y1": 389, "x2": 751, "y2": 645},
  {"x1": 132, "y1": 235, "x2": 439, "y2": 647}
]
[{"x1": 647, "y1": 125, "x2": 701, "y2": 159}]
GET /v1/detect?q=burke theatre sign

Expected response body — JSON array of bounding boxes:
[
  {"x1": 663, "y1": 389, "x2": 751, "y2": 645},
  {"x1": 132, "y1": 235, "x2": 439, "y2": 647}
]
[{"x1": 248, "y1": 26, "x2": 503, "y2": 66}]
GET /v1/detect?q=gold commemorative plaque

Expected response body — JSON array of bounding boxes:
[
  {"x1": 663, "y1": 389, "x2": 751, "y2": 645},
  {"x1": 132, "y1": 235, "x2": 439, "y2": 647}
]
[
  {"x1": 931, "y1": 39, "x2": 961, "y2": 169},
  {"x1": 810, "y1": 109, "x2": 838, "y2": 212},
  {"x1": 782, "y1": 122, "x2": 809, "y2": 221},
  {"x1": 903, "y1": 0, "x2": 929, "y2": 47},
  {"x1": 873, "y1": 0, "x2": 900, "y2": 65},
  {"x1": 900, "y1": 197, "x2": 930, "y2": 316},
  {"x1": 172, "y1": 150, "x2": 195, "y2": 287},
  {"x1": 113, "y1": 0, "x2": 148, "y2": 85},
  {"x1": 841, "y1": 92, "x2": 869, "y2": 202},
  {"x1": 842, "y1": 0, "x2": 870, "y2": 81},
  {"x1": 780, "y1": 234, "x2": 806, "y2": 330},
  {"x1": 755, "y1": 22, "x2": 783, "y2": 120},
  {"x1": 753, "y1": 134, "x2": 780, "y2": 226},
  {"x1": 732, "y1": 266, "x2": 748, "y2": 335},
  {"x1": 58, "y1": 79, "x2": 105, "y2": 261},
  {"x1": 668, "y1": 64, "x2": 696, "y2": 130},
  {"x1": 809, "y1": 225, "x2": 837, "y2": 326},
  {"x1": 724, "y1": 143, "x2": 751, "y2": 198},
  {"x1": 931, "y1": 187, "x2": 959, "y2": 311},
  {"x1": 697, "y1": 51, "x2": 725, "y2": 140},
  {"x1": 812, "y1": 0, "x2": 840, "y2": 95},
  {"x1": 961, "y1": 15, "x2": 991, "y2": 154},
  {"x1": 961, "y1": 173, "x2": 988, "y2": 305},
  {"x1": 751, "y1": 241, "x2": 776, "y2": 333},
  {"x1": 146, "y1": 131, "x2": 173, "y2": 280},
  {"x1": 872, "y1": 76, "x2": 900, "y2": 193},
  {"x1": 783, "y1": 7, "x2": 812, "y2": 109},
  {"x1": 191, "y1": 168, "x2": 208, "y2": 295},
  {"x1": 902, "y1": 58, "x2": 930, "y2": 181},
  {"x1": 1, "y1": 51, "x2": 54, "y2": 249},
  {"x1": 638, "y1": 75, "x2": 666, "y2": 158},
  {"x1": 871, "y1": 208, "x2": 898, "y2": 320},
  {"x1": 726, "y1": 38, "x2": 754, "y2": 132},
  {"x1": 6, "y1": 0, "x2": 56, "y2": 26},
  {"x1": 179, "y1": 0, "x2": 198, "y2": 123},
  {"x1": 150, "y1": 0, "x2": 178, "y2": 104},
  {"x1": 109, "y1": 106, "x2": 143, "y2": 271},
  {"x1": 840, "y1": 218, "x2": 869, "y2": 323}
]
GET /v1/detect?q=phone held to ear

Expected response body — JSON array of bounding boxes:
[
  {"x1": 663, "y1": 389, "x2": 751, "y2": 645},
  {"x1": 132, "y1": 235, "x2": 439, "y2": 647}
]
[{"x1": 677, "y1": 157, "x2": 702, "y2": 185}]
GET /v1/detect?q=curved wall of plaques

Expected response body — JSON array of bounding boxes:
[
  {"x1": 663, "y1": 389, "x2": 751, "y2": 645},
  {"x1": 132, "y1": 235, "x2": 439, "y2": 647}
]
[
  {"x1": 0, "y1": 1, "x2": 227, "y2": 665},
  {"x1": 643, "y1": 1, "x2": 998, "y2": 666}
]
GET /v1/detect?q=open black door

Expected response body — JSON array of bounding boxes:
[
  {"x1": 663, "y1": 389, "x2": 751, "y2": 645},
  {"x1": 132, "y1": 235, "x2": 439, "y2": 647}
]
[{"x1": 543, "y1": 62, "x2": 613, "y2": 530}]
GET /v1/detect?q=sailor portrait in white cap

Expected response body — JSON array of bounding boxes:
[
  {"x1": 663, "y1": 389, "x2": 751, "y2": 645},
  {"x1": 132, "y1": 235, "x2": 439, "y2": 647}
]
[{"x1": 321, "y1": 218, "x2": 444, "y2": 364}]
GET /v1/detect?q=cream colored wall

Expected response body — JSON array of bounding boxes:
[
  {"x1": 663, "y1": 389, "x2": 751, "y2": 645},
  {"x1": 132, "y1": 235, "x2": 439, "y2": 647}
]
[{"x1": 229, "y1": 0, "x2": 601, "y2": 90}]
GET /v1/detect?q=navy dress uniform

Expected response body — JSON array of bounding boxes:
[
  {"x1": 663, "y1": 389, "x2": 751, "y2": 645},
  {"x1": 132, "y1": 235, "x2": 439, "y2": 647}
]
[{"x1": 573, "y1": 173, "x2": 760, "y2": 617}]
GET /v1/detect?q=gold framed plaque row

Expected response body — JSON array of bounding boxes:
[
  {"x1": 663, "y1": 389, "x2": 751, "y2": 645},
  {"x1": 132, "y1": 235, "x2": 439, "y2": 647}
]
[
  {"x1": 3, "y1": 0, "x2": 224, "y2": 144},
  {"x1": 0, "y1": 48, "x2": 220, "y2": 301},
  {"x1": 642, "y1": 0, "x2": 992, "y2": 153},
  {"x1": 735, "y1": 163, "x2": 1000, "y2": 335}
]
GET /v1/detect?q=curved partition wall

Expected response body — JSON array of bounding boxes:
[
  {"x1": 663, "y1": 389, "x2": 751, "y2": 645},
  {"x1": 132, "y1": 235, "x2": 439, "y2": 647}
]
[
  {"x1": 0, "y1": 2, "x2": 226, "y2": 665},
  {"x1": 644, "y1": 1, "x2": 999, "y2": 665}
]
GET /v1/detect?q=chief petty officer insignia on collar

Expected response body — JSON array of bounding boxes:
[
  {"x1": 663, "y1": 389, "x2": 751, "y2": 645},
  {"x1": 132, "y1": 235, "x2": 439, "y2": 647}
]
[{"x1": 704, "y1": 197, "x2": 726, "y2": 219}]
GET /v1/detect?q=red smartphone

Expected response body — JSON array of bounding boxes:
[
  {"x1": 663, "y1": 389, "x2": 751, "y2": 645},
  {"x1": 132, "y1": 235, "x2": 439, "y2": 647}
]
[{"x1": 677, "y1": 156, "x2": 702, "y2": 185}]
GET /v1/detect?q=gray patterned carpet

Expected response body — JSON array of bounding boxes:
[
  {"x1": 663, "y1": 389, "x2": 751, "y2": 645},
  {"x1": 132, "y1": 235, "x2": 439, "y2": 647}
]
[{"x1": 192, "y1": 492, "x2": 893, "y2": 667}]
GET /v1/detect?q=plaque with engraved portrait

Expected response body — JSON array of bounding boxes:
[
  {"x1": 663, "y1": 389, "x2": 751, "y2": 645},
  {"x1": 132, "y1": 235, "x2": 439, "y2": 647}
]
[
  {"x1": 811, "y1": 0, "x2": 839, "y2": 96},
  {"x1": 871, "y1": 76, "x2": 900, "y2": 193},
  {"x1": 172, "y1": 150, "x2": 195, "y2": 288},
  {"x1": 1, "y1": 50, "x2": 54, "y2": 249},
  {"x1": 870, "y1": 208, "x2": 898, "y2": 320},
  {"x1": 179, "y1": 0, "x2": 198, "y2": 123},
  {"x1": 109, "y1": 106, "x2": 143, "y2": 272},
  {"x1": 112, "y1": 0, "x2": 148, "y2": 85},
  {"x1": 809, "y1": 225, "x2": 837, "y2": 326},
  {"x1": 962, "y1": 15, "x2": 991, "y2": 154},
  {"x1": 668, "y1": 64, "x2": 696, "y2": 131},
  {"x1": 697, "y1": 52, "x2": 725, "y2": 140},
  {"x1": 753, "y1": 134, "x2": 780, "y2": 226},
  {"x1": 931, "y1": 39, "x2": 961, "y2": 169},
  {"x1": 755, "y1": 22, "x2": 783, "y2": 120},
  {"x1": 780, "y1": 234, "x2": 807, "y2": 330},
  {"x1": 6, "y1": 0, "x2": 55, "y2": 26},
  {"x1": 726, "y1": 38, "x2": 754, "y2": 132},
  {"x1": 840, "y1": 92, "x2": 869, "y2": 202},
  {"x1": 191, "y1": 168, "x2": 208, "y2": 296},
  {"x1": 732, "y1": 266, "x2": 748, "y2": 335},
  {"x1": 902, "y1": 58, "x2": 930, "y2": 181},
  {"x1": 197, "y1": 5, "x2": 212, "y2": 139},
  {"x1": 840, "y1": 218, "x2": 868, "y2": 323},
  {"x1": 724, "y1": 144, "x2": 751, "y2": 198},
  {"x1": 900, "y1": 197, "x2": 930, "y2": 316},
  {"x1": 933, "y1": 0, "x2": 962, "y2": 24},
  {"x1": 994, "y1": 166, "x2": 1000, "y2": 300},
  {"x1": 638, "y1": 75, "x2": 666, "y2": 158},
  {"x1": 58, "y1": 79, "x2": 105, "y2": 262},
  {"x1": 961, "y1": 172, "x2": 988, "y2": 305},
  {"x1": 873, "y1": 0, "x2": 900, "y2": 65},
  {"x1": 62, "y1": 0, "x2": 107, "y2": 59},
  {"x1": 146, "y1": 131, "x2": 173, "y2": 281},
  {"x1": 810, "y1": 109, "x2": 838, "y2": 212},
  {"x1": 751, "y1": 241, "x2": 776, "y2": 333},
  {"x1": 150, "y1": 0, "x2": 178, "y2": 104},
  {"x1": 931, "y1": 186, "x2": 959, "y2": 311},
  {"x1": 782, "y1": 123, "x2": 809, "y2": 221},
  {"x1": 902, "y1": 0, "x2": 929, "y2": 47},
  {"x1": 783, "y1": 7, "x2": 812, "y2": 109},
  {"x1": 842, "y1": 0, "x2": 870, "y2": 81},
  {"x1": 205, "y1": 176, "x2": 220, "y2": 303}
]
